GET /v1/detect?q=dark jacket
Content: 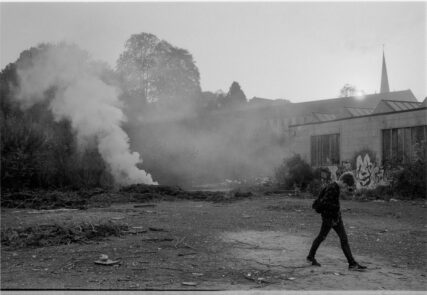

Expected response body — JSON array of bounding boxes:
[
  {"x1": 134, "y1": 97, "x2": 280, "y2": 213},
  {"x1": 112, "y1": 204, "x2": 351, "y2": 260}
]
[{"x1": 314, "y1": 182, "x2": 341, "y2": 220}]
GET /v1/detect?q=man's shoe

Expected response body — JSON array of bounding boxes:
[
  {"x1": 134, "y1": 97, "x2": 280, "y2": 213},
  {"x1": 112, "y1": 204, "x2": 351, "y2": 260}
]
[
  {"x1": 349, "y1": 263, "x2": 367, "y2": 271},
  {"x1": 307, "y1": 256, "x2": 321, "y2": 267}
]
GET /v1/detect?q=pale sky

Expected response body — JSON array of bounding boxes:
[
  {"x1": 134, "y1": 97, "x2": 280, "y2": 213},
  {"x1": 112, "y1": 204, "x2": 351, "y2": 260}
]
[{"x1": 1, "y1": 2, "x2": 426, "y2": 102}]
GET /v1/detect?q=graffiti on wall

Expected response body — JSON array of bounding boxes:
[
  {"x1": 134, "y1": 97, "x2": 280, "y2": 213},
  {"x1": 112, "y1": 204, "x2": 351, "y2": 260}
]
[
  {"x1": 321, "y1": 153, "x2": 390, "y2": 189},
  {"x1": 354, "y1": 154, "x2": 388, "y2": 188}
]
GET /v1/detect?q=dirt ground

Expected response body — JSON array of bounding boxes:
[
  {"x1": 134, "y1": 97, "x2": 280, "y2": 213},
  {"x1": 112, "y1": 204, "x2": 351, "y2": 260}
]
[{"x1": 1, "y1": 193, "x2": 426, "y2": 291}]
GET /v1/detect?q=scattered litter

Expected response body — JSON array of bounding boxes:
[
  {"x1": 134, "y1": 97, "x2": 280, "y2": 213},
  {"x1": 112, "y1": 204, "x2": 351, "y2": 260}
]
[
  {"x1": 94, "y1": 254, "x2": 120, "y2": 265},
  {"x1": 12, "y1": 253, "x2": 18, "y2": 257},
  {"x1": 134, "y1": 204, "x2": 156, "y2": 208},
  {"x1": 192, "y1": 272, "x2": 204, "y2": 277},
  {"x1": 334, "y1": 272, "x2": 340, "y2": 276},
  {"x1": 178, "y1": 252, "x2": 197, "y2": 257},
  {"x1": 99, "y1": 254, "x2": 109, "y2": 261},
  {"x1": 379, "y1": 229, "x2": 388, "y2": 233},
  {"x1": 112, "y1": 217, "x2": 124, "y2": 220},
  {"x1": 149, "y1": 227, "x2": 167, "y2": 232},
  {"x1": 182, "y1": 282, "x2": 198, "y2": 286},
  {"x1": 373, "y1": 200, "x2": 385, "y2": 203},
  {"x1": 390, "y1": 198, "x2": 398, "y2": 202},
  {"x1": 287, "y1": 277, "x2": 296, "y2": 281},
  {"x1": 349, "y1": 226, "x2": 356, "y2": 229},
  {"x1": 257, "y1": 277, "x2": 269, "y2": 283}
]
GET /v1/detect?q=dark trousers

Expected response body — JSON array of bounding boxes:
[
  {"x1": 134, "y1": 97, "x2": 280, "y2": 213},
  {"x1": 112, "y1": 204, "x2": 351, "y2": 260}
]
[{"x1": 308, "y1": 216, "x2": 356, "y2": 265}]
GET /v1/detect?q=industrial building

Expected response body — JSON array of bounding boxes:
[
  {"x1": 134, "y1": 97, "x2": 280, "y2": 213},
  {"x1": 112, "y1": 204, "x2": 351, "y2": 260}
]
[{"x1": 287, "y1": 52, "x2": 427, "y2": 188}]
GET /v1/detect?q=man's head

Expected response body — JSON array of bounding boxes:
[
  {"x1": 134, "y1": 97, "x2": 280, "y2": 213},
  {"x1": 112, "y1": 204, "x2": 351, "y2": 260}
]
[{"x1": 338, "y1": 172, "x2": 356, "y2": 193}]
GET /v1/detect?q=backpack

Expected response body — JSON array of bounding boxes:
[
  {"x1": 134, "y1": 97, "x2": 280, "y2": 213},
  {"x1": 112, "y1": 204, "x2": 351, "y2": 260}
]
[
  {"x1": 312, "y1": 194, "x2": 324, "y2": 214},
  {"x1": 312, "y1": 183, "x2": 339, "y2": 214}
]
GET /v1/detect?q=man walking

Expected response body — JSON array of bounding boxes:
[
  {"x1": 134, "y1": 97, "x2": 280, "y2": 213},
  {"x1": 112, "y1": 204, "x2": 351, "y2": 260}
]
[{"x1": 307, "y1": 172, "x2": 367, "y2": 271}]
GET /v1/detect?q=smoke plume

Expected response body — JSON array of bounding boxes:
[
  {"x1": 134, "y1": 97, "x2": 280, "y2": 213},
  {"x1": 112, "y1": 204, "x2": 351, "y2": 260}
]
[{"x1": 15, "y1": 44, "x2": 156, "y2": 185}]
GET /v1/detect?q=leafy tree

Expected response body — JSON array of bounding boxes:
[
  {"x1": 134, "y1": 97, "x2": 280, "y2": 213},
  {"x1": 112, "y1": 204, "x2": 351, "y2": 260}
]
[
  {"x1": 116, "y1": 33, "x2": 201, "y2": 113},
  {"x1": 339, "y1": 83, "x2": 365, "y2": 97},
  {"x1": 0, "y1": 44, "x2": 113, "y2": 190},
  {"x1": 223, "y1": 81, "x2": 247, "y2": 106}
]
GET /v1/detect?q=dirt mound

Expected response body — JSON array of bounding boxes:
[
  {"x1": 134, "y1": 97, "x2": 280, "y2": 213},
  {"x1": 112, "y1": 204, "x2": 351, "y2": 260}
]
[{"x1": 1, "y1": 221, "x2": 128, "y2": 248}]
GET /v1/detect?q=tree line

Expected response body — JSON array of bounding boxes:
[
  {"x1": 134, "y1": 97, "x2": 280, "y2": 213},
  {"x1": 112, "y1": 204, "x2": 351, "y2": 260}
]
[{"x1": 1, "y1": 33, "x2": 279, "y2": 190}]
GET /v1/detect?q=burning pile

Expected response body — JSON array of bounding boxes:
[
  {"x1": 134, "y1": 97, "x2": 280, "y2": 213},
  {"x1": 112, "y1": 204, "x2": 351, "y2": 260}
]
[{"x1": 15, "y1": 43, "x2": 156, "y2": 186}]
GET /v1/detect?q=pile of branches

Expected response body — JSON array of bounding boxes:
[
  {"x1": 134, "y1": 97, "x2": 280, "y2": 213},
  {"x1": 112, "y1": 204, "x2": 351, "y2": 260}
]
[
  {"x1": 120, "y1": 184, "x2": 253, "y2": 203},
  {"x1": 1, "y1": 221, "x2": 128, "y2": 248},
  {"x1": 1, "y1": 190, "x2": 88, "y2": 209},
  {"x1": 1, "y1": 185, "x2": 254, "y2": 211}
]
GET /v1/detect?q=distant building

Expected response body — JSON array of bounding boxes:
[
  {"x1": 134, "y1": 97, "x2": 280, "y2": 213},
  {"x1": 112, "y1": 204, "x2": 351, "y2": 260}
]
[{"x1": 287, "y1": 51, "x2": 426, "y2": 188}]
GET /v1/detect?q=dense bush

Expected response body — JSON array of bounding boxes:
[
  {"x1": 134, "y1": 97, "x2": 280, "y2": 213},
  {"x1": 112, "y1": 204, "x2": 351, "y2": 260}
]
[
  {"x1": 275, "y1": 154, "x2": 313, "y2": 190},
  {"x1": 391, "y1": 163, "x2": 426, "y2": 199}
]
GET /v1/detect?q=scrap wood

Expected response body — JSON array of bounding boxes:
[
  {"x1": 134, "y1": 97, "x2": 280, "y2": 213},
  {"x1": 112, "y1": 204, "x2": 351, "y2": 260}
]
[{"x1": 94, "y1": 259, "x2": 120, "y2": 265}]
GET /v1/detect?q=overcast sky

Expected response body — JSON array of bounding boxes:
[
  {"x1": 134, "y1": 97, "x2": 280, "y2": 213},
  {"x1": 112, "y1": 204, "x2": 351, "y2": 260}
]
[{"x1": 1, "y1": 2, "x2": 425, "y2": 102}]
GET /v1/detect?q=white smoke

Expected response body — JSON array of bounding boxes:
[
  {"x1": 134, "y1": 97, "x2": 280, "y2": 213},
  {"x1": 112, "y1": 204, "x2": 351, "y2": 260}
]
[{"x1": 15, "y1": 44, "x2": 157, "y2": 185}]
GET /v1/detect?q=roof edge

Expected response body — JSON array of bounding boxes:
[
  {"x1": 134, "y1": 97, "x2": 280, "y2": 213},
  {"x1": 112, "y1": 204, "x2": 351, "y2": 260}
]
[{"x1": 289, "y1": 106, "x2": 427, "y2": 128}]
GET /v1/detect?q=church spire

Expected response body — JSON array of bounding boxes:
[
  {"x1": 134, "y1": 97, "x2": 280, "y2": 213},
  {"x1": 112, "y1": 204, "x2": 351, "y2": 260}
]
[{"x1": 380, "y1": 47, "x2": 390, "y2": 93}]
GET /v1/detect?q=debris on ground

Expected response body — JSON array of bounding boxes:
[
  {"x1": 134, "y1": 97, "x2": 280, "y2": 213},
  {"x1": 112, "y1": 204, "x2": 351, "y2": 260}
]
[
  {"x1": 181, "y1": 282, "x2": 198, "y2": 286},
  {"x1": 1, "y1": 221, "x2": 129, "y2": 248},
  {"x1": 1, "y1": 191, "x2": 87, "y2": 210},
  {"x1": 120, "y1": 184, "x2": 254, "y2": 203},
  {"x1": 94, "y1": 259, "x2": 120, "y2": 266},
  {"x1": 94, "y1": 254, "x2": 120, "y2": 266},
  {"x1": 192, "y1": 273, "x2": 204, "y2": 277},
  {"x1": 243, "y1": 271, "x2": 272, "y2": 284},
  {"x1": 134, "y1": 204, "x2": 156, "y2": 208},
  {"x1": 149, "y1": 227, "x2": 167, "y2": 232}
]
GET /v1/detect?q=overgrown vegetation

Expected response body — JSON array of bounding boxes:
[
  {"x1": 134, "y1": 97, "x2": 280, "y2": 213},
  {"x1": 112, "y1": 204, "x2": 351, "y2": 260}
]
[
  {"x1": 1, "y1": 221, "x2": 128, "y2": 248},
  {"x1": 390, "y1": 141, "x2": 426, "y2": 199},
  {"x1": 275, "y1": 150, "x2": 426, "y2": 200},
  {"x1": 275, "y1": 154, "x2": 314, "y2": 190}
]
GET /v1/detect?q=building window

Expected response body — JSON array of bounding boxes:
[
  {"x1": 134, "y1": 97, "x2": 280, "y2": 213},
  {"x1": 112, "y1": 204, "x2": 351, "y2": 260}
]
[
  {"x1": 382, "y1": 125, "x2": 427, "y2": 165},
  {"x1": 310, "y1": 134, "x2": 340, "y2": 166}
]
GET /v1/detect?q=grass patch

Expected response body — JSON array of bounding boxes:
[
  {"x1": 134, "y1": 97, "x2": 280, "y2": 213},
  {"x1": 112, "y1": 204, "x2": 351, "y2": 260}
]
[{"x1": 1, "y1": 221, "x2": 129, "y2": 248}]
